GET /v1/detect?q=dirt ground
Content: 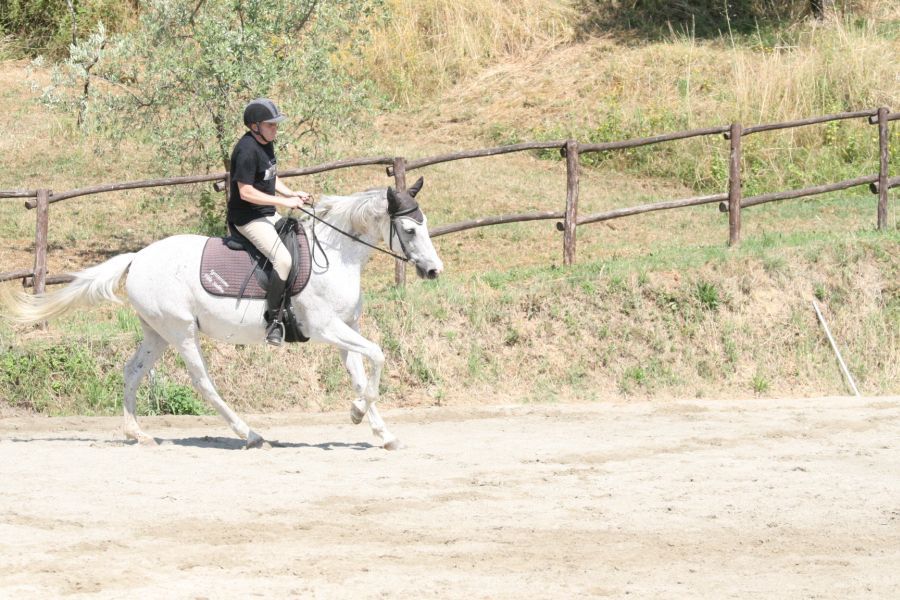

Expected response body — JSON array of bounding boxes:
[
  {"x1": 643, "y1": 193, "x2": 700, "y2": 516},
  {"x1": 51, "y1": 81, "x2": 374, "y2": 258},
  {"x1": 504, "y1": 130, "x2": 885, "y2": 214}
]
[{"x1": 1, "y1": 396, "x2": 898, "y2": 599}]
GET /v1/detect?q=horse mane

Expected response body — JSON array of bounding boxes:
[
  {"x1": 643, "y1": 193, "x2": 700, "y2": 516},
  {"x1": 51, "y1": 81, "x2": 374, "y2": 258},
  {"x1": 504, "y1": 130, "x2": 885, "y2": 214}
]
[{"x1": 311, "y1": 189, "x2": 388, "y2": 239}]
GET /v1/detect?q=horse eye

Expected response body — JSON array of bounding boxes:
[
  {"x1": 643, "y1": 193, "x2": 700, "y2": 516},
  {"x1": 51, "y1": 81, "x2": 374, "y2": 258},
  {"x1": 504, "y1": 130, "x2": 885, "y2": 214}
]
[{"x1": 404, "y1": 227, "x2": 416, "y2": 235}]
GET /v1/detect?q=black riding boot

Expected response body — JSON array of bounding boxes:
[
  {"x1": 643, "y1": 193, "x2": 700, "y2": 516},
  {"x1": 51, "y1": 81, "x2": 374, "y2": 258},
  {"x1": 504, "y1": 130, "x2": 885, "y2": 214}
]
[{"x1": 264, "y1": 274, "x2": 288, "y2": 346}]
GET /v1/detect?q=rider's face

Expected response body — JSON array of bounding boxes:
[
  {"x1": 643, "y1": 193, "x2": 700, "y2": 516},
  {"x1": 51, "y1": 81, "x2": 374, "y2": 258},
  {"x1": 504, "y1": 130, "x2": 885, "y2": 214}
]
[{"x1": 255, "y1": 121, "x2": 278, "y2": 142}]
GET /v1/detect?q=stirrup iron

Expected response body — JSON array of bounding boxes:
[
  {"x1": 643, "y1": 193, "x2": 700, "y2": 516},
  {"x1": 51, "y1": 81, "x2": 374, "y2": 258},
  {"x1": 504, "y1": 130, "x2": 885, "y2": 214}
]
[{"x1": 265, "y1": 318, "x2": 285, "y2": 347}]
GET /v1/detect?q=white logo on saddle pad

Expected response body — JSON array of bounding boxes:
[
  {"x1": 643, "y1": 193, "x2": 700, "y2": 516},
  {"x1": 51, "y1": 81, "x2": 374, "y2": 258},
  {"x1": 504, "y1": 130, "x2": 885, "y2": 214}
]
[{"x1": 203, "y1": 270, "x2": 229, "y2": 294}]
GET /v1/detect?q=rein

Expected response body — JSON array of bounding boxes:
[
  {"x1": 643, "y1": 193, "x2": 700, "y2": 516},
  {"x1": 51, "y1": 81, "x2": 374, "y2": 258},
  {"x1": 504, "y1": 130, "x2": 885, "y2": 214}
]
[{"x1": 291, "y1": 205, "x2": 411, "y2": 264}]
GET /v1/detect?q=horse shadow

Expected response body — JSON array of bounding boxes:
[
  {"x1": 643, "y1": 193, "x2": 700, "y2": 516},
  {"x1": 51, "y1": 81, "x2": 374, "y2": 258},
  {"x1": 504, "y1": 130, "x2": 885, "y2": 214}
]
[
  {"x1": 5, "y1": 437, "x2": 117, "y2": 445},
  {"x1": 160, "y1": 436, "x2": 376, "y2": 451},
  {"x1": 3, "y1": 436, "x2": 376, "y2": 451}
]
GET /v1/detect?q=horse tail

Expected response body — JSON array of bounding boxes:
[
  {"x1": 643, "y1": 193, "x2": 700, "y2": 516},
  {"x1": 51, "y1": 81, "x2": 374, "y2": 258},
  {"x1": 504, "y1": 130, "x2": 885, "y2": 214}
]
[{"x1": 0, "y1": 253, "x2": 136, "y2": 326}]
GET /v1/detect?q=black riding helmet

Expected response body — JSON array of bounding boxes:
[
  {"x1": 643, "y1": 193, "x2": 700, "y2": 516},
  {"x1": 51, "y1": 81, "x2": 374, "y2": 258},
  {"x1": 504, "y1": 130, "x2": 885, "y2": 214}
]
[{"x1": 243, "y1": 98, "x2": 287, "y2": 127}]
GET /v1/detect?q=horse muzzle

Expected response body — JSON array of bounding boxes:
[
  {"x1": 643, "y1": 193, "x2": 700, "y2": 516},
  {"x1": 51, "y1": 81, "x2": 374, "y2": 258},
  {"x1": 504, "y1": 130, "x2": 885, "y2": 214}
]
[{"x1": 415, "y1": 263, "x2": 443, "y2": 280}]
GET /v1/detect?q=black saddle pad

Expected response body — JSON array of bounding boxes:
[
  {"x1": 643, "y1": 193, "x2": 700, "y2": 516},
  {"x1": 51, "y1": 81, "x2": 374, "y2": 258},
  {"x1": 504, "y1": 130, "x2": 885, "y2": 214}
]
[{"x1": 199, "y1": 228, "x2": 311, "y2": 299}]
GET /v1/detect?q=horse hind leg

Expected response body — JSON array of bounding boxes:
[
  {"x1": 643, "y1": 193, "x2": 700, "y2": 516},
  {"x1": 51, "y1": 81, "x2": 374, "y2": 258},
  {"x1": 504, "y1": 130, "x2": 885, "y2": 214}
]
[
  {"x1": 168, "y1": 322, "x2": 268, "y2": 449},
  {"x1": 123, "y1": 321, "x2": 168, "y2": 446}
]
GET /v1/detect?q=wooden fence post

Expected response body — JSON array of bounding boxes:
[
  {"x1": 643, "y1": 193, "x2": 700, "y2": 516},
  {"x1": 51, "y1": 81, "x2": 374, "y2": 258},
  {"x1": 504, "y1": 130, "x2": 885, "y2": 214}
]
[
  {"x1": 32, "y1": 188, "x2": 50, "y2": 329},
  {"x1": 562, "y1": 140, "x2": 580, "y2": 266},
  {"x1": 33, "y1": 189, "x2": 50, "y2": 296},
  {"x1": 392, "y1": 157, "x2": 407, "y2": 287},
  {"x1": 877, "y1": 106, "x2": 890, "y2": 230},
  {"x1": 728, "y1": 123, "x2": 743, "y2": 246}
]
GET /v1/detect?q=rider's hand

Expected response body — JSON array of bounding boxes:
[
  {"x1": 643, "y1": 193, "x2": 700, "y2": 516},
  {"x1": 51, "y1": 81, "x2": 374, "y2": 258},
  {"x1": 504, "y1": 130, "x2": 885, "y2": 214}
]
[{"x1": 294, "y1": 191, "x2": 312, "y2": 206}]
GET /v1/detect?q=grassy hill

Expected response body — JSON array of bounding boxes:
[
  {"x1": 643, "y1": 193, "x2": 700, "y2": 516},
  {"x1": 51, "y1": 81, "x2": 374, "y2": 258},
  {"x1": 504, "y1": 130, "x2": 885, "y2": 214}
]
[{"x1": 0, "y1": 1, "x2": 898, "y2": 415}]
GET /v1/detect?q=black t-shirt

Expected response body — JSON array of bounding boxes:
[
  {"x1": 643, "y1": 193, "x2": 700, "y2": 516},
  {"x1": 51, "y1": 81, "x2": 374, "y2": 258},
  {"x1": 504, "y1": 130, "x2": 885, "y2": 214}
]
[{"x1": 228, "y1": 132, "x2": 278, "y2": 226}]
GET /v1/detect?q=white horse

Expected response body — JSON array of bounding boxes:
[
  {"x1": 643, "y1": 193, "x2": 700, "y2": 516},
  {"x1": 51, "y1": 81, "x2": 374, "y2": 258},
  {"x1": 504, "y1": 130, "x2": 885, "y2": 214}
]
[{"x1": 1, "y1": 178, "x2": 443, "y2": 450}]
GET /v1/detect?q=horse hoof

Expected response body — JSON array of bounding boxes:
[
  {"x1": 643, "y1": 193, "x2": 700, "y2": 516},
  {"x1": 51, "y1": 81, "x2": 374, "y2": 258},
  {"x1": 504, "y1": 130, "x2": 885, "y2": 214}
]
[
  {"x1": 127, "y1": 433, "x2": 158, "y2": 447},
  {"x1": 125, "y1": 429, "x2": 159, "y2": 446},
  {"x1": 383, "y1": 439, "x2": 403, "y2": 451},
  {"x1": 244, "y1": 436, "x2": 271, "y2": 450},
  {"x1": 350, "y1": 406, "x2": 365, "y2": 425}
]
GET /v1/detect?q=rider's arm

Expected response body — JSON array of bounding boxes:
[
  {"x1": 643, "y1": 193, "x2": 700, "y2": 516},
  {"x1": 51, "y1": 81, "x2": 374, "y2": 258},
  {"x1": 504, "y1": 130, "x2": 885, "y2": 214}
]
[
  {"x1": 237, "y1": 182, "x2": 301, "y2": 209},
  {"x1": 275, "y1": 177, "x2": 312, "y2": 205}
]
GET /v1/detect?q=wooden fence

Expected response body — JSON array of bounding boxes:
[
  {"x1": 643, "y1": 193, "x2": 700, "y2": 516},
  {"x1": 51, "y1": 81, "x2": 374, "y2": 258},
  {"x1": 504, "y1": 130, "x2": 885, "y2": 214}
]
[{"x1": 1, "y1": 107, "x2": 896, "y2": 292}]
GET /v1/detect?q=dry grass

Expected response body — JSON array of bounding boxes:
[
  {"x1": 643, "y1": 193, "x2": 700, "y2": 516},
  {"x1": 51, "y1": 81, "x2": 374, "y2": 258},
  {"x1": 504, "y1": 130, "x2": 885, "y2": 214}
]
[
  {"x1": 357, "y1": 0, "x2": 575, "y2": 105},
  {"x1": 373, "y1": 12, "x2": 898, "y2": 202},
  {"x1": 727, "y1": 16, "x2": 899, "y2": 124},
  {"x1": 364, "y1": 2, "x2": 898, "y2": 132},
  {"x1": 385, "y1": 19, "x2": 898, "y2": 140}
]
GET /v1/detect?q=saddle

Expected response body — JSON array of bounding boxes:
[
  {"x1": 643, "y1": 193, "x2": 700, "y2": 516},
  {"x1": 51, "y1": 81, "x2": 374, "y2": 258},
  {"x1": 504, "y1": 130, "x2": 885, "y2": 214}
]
[{"x1": 200, "y1": 217, "x2": 312, "y2": 343}]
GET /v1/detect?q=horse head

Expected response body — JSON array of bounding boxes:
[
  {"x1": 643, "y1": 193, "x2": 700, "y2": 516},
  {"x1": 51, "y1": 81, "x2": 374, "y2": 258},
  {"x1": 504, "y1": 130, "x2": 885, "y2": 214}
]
[{"x1": 386, "y1": 176, "x2": 444, "y2": 280}]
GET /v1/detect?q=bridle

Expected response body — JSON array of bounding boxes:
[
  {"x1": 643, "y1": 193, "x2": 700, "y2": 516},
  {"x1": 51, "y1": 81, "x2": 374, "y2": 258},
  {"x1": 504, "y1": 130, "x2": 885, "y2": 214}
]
[
  {"x1": 290, "y1": 204, "x2": 416, "y2": 266},
  {"x1": 388, "y1": 204, "x2": 424, "y2": 260}
]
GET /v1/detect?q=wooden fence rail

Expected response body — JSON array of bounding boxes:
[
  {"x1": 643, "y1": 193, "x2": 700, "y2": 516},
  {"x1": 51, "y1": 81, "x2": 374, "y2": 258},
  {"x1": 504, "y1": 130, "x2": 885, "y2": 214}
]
[
  {"x1": 727, "y1": 109, "x2": 878, "y2": 138},
  {"x1": 387, "y1": 141, "x2": 567, "y2": 175},
  {"x1": 0, "y1": 190, "x2": 39, "y2": 199},
  {"x1": 719, "y1": 175, "x2": 881, "y2": 212},
  {"x1": 1, "y1": 108, "x2": 895, "y2": 292},
  {"x1": 870, "y1": 176, "x2": 900, "y2": 193},
  {"x1": 0, "y1": 271, "x2": 75, "y2": 286},
  {"x1": 0, "y1": 269, "x2": 35, "y2": 283},
  {"x1": 561, "y1": 193, "x2": 729, "y2": 229}
]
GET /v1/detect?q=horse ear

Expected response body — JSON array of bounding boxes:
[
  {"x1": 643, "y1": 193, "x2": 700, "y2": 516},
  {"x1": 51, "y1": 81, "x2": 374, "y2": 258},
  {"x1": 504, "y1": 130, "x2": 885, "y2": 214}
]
[
  {"x1": 408, "y1": 176, "x2": 424, "y2": 198},
  {"x1": 386, "y1": 186, "x2": 399, "y2": 213}
]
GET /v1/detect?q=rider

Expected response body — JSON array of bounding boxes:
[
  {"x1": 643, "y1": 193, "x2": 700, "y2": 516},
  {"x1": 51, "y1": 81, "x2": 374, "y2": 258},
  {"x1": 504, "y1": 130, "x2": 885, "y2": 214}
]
[{"x1": 228, "y1": 98, "x2": 312, "y2": 347}]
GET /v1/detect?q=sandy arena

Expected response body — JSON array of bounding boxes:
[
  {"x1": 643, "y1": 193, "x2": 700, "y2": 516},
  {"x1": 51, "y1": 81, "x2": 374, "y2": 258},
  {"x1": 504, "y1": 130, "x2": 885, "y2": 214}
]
[{"x1": 1, "y1": 396, "x2": 898, "y2": 599}]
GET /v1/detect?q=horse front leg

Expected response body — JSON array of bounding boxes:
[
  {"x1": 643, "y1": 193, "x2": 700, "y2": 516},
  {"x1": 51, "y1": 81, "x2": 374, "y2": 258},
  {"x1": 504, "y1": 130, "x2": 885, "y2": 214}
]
[
  {"x1": 341, "y1": 349, "x2": 368, "y2": 425},
  {"x1": 342, "y1": 349, "x2": 400, "y2": 450},
  {"x1": 317, "y1": 319, "x2": 397, "y2": 449},
  {"x1": 365, "y1": 403, "x2": 401, "y2": 450}
]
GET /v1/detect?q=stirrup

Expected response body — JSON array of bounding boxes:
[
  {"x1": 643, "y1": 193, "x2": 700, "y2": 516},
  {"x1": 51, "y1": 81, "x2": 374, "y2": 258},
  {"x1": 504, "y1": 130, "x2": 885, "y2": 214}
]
[{"x1": 265, "y1": 320, "x2": 285, "y2": 347}]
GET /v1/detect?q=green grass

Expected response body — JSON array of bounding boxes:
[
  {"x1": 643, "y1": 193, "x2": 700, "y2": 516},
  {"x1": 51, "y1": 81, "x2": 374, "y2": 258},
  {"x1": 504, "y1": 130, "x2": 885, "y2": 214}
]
[
  {"x1": 752, "y1": 371, "x2": 771, "y2": 396},
  {"x1": 0, "y1": 333, "x2": 212, "y2": 416},
  {"x1": 138, "y1": 376, "x2": 212, "y2": 417},
  {"x1": 694, "y1": 281, "x2": 721, "y2": 311},
  {"x1": 0, "y1": 342, "x2": 121, "y2": 414}
]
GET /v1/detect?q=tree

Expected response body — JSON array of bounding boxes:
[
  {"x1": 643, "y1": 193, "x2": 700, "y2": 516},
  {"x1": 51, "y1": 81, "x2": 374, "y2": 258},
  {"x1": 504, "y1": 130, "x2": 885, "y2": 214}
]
[
  {"x1": 41, "y1": 0, "x2": 381, "y2": 173},
  {"x1": 38, "y1": 0, "x2": 381, "y2": 232}
]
